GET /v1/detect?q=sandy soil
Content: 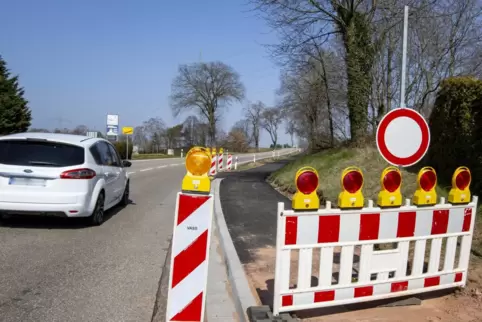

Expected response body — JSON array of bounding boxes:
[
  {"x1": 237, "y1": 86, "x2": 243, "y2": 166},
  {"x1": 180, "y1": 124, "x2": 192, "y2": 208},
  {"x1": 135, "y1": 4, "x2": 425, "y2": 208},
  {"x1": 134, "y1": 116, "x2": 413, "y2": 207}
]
[{"x1": 244, "y1": 246, "x2": 482, "y2": 322}]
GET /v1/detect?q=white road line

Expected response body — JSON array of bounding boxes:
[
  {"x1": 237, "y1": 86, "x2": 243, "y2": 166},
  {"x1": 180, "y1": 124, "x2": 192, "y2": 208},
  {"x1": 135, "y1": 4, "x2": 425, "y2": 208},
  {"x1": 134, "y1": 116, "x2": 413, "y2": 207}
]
[
  {"x1": 140, "y1": 168, "x2": 153, "y2": 172},
  {"x1": 157, "y1": 165, "x2": 167, "y2": 169},
  {"x1": 127, "y1": 172, "x2": 136, "y2": 175}
]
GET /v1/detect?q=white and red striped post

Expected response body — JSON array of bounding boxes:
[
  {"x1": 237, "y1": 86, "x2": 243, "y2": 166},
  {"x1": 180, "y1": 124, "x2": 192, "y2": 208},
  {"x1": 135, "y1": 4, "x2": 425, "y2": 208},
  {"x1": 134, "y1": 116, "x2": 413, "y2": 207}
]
[
  {"x1": 226, "y1": 154, "x2": 232, "y2": 171},
  {"x1": 218, "y1": 153, "x2": 223, "y2": 171},
  {"x1": 166, "y1": 193, "x2": 214, "y2": 322},
  {"x1": 166, "y1": 147, "x2": 214, "y2": 322},
  {"x1": 209, "y1": 155, "x2": 217, "y2": 176}
]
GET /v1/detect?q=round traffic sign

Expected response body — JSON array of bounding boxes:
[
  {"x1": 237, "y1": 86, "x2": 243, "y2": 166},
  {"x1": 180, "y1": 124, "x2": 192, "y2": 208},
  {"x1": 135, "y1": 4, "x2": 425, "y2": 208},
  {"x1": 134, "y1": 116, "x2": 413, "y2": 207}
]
[{"x1": 376, "y1": 108, "x2": 430, "y2": 167}]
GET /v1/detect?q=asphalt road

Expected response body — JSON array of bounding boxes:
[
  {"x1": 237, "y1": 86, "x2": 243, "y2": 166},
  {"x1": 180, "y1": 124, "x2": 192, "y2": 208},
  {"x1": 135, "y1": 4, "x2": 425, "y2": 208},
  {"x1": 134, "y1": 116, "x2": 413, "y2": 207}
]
[
  {"x1": 218, "y1": 160, "x2": 294, "y2": 264},
  {"x1": 0, "y1": 149, "x2": 293, "y2": 322}
]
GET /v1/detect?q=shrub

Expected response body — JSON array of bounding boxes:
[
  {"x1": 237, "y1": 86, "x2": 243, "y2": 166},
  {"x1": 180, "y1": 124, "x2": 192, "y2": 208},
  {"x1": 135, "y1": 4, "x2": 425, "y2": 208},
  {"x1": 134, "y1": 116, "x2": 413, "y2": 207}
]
[
  {"x1": 113, "y1": 141, "x2": 134, "y2": 160},
  {"x1": 428, "y1": 76, "x2": 482, "y2": 194}
]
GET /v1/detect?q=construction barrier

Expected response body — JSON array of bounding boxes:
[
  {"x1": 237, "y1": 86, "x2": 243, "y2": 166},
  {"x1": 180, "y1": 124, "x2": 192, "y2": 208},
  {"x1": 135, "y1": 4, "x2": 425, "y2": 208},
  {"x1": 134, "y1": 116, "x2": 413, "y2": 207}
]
[
  {"x1": 227, "y1": 154, "x2": 232, "y2": 171},
  {"x1": 166, "y1": 147, "x2": 214, "y2": 322},
  {"x1": 167, "y1": 193, "x2": 214, "y2": 321},
  {"x1": 209, "y1": 155, "x2": 217, "y2": 176},
  {"x1": 272, "y1": 166, "x2": 478, "y2": 316},
  {"x1": 218, "y1": 152, "x2": 223, "y2": 171}
]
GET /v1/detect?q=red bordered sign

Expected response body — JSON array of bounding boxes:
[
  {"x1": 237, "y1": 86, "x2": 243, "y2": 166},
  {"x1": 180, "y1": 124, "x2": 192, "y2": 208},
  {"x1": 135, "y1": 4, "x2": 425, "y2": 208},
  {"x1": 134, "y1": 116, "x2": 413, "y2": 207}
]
[{"x1": 376, "y1": 108, "x2": 430, "y2": 167}]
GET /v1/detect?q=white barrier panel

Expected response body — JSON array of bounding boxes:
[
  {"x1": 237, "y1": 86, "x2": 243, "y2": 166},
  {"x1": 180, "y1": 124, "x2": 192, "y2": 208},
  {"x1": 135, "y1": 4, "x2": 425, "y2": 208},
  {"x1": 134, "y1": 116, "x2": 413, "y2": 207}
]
[
  {"x1": 166, "y1": 192, "x2": 214, "y2": 321},
  {"x1": 273, "y1": 196, "x2": 478, "y2": 316}
]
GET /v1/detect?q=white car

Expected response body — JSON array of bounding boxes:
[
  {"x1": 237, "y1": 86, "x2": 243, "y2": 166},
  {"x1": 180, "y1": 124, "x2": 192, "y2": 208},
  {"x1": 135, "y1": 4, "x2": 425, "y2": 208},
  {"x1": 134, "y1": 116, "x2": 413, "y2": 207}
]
[{"x1": 0, "y1": 132, "x2": 131, "y2": 226}]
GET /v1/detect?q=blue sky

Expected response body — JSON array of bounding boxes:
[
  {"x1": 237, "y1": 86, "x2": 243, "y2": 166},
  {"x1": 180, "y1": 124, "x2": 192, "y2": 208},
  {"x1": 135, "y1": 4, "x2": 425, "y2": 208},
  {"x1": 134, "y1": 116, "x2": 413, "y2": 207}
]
[{"x1": 1, "y1": 0, "x2": 290, "y2": 147}]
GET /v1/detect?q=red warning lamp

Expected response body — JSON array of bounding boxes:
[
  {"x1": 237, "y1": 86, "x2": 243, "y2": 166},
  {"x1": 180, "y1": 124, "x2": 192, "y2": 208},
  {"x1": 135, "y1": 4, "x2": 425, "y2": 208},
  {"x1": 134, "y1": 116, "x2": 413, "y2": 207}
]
[
  {"x1": 296, "y1": 171, "x2": 319, "y2": 194},
  {"x1": 293, "y1": 167, "x2": 320, "y2": 210},
  {"x1": 449, "y1": 166, "x2": 472, "y2": 204},
  {"x1": 419, "y1": 169, "x2": 437, "y2": 192},
  {"x1": 343, "y1": 170, "x2": 363, "y2": 194},
  {"x1": 378, "y1": 166, "x2": 402, "y2": 207},
  {"x1": 413, "y1": 167, "x2": 437, "y2": 206},
  {"x1": 455, "y1": 169, "x2": 471, "y2": 190},
  {"x1": 383, "y1": 170, "x2": 402, "y2": 192},
  {"x1": 338, "y1": 167, "x2": 364, "y2": 209}
]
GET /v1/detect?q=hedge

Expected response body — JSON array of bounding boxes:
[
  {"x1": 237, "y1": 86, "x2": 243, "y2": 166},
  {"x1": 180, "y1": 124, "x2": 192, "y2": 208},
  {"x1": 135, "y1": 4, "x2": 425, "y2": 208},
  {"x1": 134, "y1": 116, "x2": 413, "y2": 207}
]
[
  {"x1": 113, "y1": 141, "x2": 134, "y2": 160},
  {"x1": 427, "y1": 76, "x2": 482, "y2": 194}
]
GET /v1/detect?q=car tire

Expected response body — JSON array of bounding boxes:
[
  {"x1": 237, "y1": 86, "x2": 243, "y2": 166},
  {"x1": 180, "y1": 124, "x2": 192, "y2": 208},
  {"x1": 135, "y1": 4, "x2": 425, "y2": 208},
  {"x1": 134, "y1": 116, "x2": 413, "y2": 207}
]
[
  {"x1": 88, "y1": 191, "x2": 105, "y2": 226},
  {"x1": 120, "y1": 181, "x2": 130, "y2": 207}
]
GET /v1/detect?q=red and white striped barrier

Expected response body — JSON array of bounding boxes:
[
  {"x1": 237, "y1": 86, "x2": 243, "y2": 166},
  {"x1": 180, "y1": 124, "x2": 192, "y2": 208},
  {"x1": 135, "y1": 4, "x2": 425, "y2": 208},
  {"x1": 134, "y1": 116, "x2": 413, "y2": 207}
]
[
  {"x1": 218, "y1": 153, "x2": 223, "y2": 171},
  {"x1": 273, "y1": 196, "x2": 478, "y2": 315},
  {"x1": 209, "y1": 155, "x2": 217, "y2": 176},
  {"x1": 166, "y1": 192, "x2": 214, "y2": 322},
  {"x1": 227, "y1": 154, "x2": 232, "y2": 171}
]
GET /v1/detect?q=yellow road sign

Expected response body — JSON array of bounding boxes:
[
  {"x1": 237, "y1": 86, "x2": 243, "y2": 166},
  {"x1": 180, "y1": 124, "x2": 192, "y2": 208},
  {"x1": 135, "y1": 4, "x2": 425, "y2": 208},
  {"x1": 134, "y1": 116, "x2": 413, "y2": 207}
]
[{"x1": 122, "y1": 127, "x2": 134, "y2": 135}]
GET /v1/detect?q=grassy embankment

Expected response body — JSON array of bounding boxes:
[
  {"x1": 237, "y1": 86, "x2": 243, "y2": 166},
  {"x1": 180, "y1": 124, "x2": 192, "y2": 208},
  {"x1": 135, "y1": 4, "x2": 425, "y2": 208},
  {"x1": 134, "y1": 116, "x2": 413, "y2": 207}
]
[
  {"x1": 131, "y1": 153, "x2": 176, "y2": 160},
  {"x1": 268, "y1": 146, "x2": 482, "y2": 255}
]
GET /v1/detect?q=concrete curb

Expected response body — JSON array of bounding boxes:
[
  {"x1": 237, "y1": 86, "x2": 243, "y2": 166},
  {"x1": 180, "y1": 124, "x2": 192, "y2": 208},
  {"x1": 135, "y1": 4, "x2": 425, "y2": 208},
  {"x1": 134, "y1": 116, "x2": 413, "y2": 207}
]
[{"x1": 212, "y1": 178, "x2": 258, "y2": 322}]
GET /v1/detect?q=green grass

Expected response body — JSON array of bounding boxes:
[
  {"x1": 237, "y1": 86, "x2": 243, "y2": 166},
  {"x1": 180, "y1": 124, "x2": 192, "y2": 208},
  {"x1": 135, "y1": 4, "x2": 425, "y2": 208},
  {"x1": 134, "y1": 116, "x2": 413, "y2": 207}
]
[
  {"x1": 131, "y1": 153, "x2": 176, "y2": 160},
  {"x1": 268, "y1": 146, "x2": 482, "y2": 254}
]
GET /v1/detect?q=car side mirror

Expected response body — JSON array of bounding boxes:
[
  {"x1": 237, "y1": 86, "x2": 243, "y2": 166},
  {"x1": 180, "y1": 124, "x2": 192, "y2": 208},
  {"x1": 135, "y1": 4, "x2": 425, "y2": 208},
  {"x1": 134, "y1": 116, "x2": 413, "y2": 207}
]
[{"x1": 122, "y1": 160, "x2": 132, "y2": 167}]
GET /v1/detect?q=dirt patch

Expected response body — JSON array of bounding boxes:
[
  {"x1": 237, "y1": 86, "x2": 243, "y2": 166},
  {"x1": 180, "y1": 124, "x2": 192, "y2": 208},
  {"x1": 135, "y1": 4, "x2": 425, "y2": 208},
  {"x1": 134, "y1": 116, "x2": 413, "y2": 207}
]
[{"x1": 244, "y1": 247, "x2": 482, "y2": 322}]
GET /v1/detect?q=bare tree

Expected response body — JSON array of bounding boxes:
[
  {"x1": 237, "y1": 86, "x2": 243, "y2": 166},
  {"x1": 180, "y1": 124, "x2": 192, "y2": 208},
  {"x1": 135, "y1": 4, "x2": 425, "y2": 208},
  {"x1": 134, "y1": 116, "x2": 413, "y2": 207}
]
[
  {"x1": 244, "y1": 101, "x2": 264, "y2": 151},
  {"x1": 285, "y1": 120, "x2": 296, "y2": 147},
  {"x1": 71, "y1": 125, "x2": 89, "y2": 135},
  {"x1": 252, "y1": 0, "x2": 385, "y2": 144},
  {"x1": 132, "y1": 125, "x2": 148, "y2": 152},
  {"x1": 227, "y1": 122, "x2": 250, "y2": 152},
  {"x1": 261, "y1": 107, "x2": 283, "y2": 148},
  {"x1": 232, "y1": 119, "x2": 251, "y2": 144},
  {"x1": 170, "y1": 61, "x2": 245, "y2": 147}
]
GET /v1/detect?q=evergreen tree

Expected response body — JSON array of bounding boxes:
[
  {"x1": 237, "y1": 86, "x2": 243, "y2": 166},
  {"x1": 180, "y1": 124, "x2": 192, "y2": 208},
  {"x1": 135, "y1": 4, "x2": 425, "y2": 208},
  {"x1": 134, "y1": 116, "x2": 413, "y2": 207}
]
[{"x1": 0, "y1": 56, "x2": 32, "y2": 134}]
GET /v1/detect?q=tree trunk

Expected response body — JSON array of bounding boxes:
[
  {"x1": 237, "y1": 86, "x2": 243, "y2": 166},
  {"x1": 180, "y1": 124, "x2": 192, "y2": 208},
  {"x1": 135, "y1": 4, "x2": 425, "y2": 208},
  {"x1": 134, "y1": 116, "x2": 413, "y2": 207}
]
[
  {"x1": 254, "y1": 128, "x2": 259, "y2": 152},
  {"x1": 338, "y1": 10, "x2": 374, "y2": 146},
  {"x1": 320, "y1": 58, "x2": 335, "y2": 148}
]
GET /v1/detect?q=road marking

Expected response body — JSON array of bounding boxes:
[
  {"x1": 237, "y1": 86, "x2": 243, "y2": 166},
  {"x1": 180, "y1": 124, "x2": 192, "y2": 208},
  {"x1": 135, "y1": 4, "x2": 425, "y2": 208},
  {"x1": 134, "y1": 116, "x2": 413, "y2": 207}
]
[
  {"x1": 127, "y1": 171, "x2": 136, "y2": 175},
  {"x1": 157, "y1": 165, "x2": 167, "y2": 169},
  {"x1": 140, "y1": 168, "x2": 153, "y2": 172}
]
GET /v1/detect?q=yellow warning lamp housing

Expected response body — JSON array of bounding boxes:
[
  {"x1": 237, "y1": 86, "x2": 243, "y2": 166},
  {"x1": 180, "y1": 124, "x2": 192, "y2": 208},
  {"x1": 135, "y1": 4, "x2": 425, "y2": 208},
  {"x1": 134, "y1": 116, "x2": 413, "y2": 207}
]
[
  {"x1": 206, "y1": 147, "x2": 211, "y2": 155},
  {"x1": 413, "y1": 167, "x2": 437, "y2": 206},
  {"x1": 181, "y1": 147, "x2": 212, "y2": 194},
  {"x1": 448, "y1": 166, "x2": 472, "y2": 204},
  {"x1": 377, "y1": 166, "x2": 403, "y2": 207},
  {"x1": 219, "y1": 148, "x2": 224, "y2": 154},
  {"x1": 292, "y1": 166, "x2": 320, "y2": 211},
  {"x1": 211, "y1": 147, "x2": 217, "y2": 156},
  {"x1": 338, "y1": 167, "x2": 364, "y2": 209}
]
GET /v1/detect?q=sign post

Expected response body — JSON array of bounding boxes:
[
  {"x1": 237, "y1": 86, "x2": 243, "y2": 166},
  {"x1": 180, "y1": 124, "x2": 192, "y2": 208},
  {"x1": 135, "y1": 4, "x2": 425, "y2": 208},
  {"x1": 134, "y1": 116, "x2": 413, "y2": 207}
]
[
  {"x1": 122, "y1": 126, "x2": 134, "y2": 160},
  {"x1": 375, "y1": 6, "x2": 430, "y2": 169}
]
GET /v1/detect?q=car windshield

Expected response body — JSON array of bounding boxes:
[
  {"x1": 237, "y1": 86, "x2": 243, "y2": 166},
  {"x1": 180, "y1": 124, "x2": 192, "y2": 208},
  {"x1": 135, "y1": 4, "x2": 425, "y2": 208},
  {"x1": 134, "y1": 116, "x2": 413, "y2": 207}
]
[{"x1": 0, "y1": 139, "x2": 85, "y2": 167}]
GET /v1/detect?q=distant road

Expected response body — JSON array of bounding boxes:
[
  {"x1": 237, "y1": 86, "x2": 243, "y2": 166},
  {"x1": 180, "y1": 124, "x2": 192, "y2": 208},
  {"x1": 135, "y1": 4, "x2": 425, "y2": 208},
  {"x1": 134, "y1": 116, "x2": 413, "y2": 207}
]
[{"x1": 0, "y1": 148, "x2": 296, "y2": 322}]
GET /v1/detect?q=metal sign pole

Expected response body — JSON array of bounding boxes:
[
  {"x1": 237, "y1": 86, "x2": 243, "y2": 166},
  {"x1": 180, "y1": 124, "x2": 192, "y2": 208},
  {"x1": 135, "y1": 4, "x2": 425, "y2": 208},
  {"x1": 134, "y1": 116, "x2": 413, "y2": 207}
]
[
  {"x1": 400, "y1": 5, "x2": 409, "y2": 108},
  {"x1": 126, "y1": 135, "x2": 129, "y2": 160}
]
